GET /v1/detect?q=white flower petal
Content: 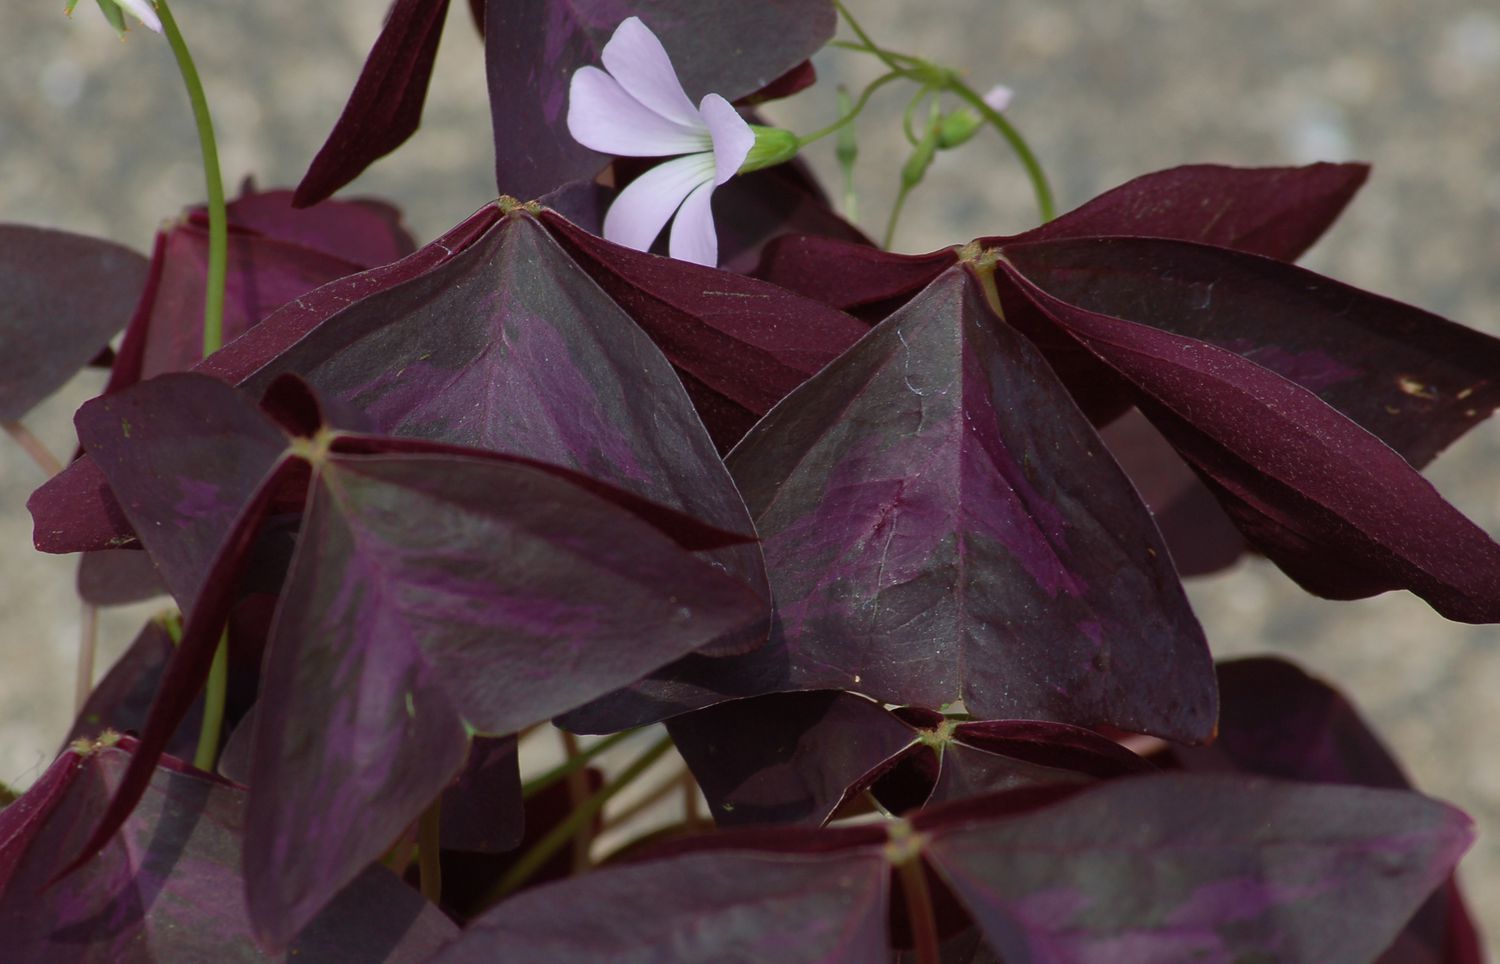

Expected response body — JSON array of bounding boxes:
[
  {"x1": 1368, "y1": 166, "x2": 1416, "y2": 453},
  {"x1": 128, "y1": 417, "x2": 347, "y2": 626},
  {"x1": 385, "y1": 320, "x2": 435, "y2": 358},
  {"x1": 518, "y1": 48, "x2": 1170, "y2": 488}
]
[
  {"x1": 115, "y1": 0, "x2": 161, "y2": 32},
  {"x1": 568, "y1": 66, "x2": 710, "y2": 157},
  {"x1": 603, "y1": 153, "x2": 716, "y2": 254},
  {"x1": 698, "y1": 94, "x2": 754, "y2": 186},
  {"x1": 668, "y1": 179, "x2": 720, "y2": 267},
  {"x1": 600, "y1": 17, "x2": 702, "y2": 129}
]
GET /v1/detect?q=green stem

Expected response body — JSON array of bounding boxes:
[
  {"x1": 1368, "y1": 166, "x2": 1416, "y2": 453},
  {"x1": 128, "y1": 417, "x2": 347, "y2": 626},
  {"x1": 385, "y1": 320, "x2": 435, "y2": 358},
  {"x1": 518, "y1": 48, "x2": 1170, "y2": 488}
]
[
  {"x1": 883, "y1": 179, "x2": 914, "y2": 250},
  {"x1": 833, "y1": 1, "x2": 907, "y2": 74},
  {"x1": 418, "y1": 800, "x2": 443, "y2": 904},
  {"x1": 796, "y1": 71, "x2": 902, "y2": 147},
  {"x1": 828, "y1": 39, "x2": 924, "y2": 66},
  {"x1": 483, "y1": 734, "x2": 675, "y2": 905},
  {"x1": 522, "y1": 728, "x2": 637, "y2": 798},
  {"x1": 192, "y1": 628, "x2": 228, "y2": 771},
  {"x1": 156, "y1": 0, "x2": 227, "y2": 355},
  {"x1": 159, "y1": 0, "x2": 231, "y2": 774},
  {"x1": 950, "y1": 80, "x2": 1056, "y2": 222}
]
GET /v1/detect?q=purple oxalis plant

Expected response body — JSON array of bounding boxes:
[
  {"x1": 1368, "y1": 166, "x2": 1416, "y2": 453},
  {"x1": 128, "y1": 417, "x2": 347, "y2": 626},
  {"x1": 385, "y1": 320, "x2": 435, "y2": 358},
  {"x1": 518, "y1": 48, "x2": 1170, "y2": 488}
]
[{"x1": 2, "y1": 1, "x2": 1497, "y2": 960}]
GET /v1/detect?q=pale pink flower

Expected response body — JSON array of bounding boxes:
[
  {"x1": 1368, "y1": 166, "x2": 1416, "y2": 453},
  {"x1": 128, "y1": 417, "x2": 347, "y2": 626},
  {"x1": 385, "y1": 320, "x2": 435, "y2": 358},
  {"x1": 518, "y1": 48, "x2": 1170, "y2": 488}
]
[{"x1": 567, "y1": 17, "x2": 754, "y2": 267}]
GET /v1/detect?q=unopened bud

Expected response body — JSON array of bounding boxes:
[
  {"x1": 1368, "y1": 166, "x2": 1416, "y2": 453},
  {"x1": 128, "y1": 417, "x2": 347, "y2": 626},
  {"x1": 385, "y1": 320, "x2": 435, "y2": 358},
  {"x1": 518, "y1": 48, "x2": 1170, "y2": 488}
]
[
  {"x1": 936, "y1": 108, "x2": 982, "y2": 149},
  {"x1": 739, "y1": 126, "x2": 801, "y2": 175}
]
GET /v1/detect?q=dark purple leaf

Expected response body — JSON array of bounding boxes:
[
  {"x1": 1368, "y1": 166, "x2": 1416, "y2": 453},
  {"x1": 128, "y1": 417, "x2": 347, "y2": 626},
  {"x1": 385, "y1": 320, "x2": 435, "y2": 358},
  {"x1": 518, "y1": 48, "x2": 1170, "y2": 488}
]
[
  {"x1": 750, "y1": 162, "x2": 1369, "y2": 324},
  {"x1": 431, "y1": 848, "x2": 891, "y2": 963},
  {"x1": 671, "y1": 693, "x2": 1151, "y2": 828},
  {"x1": 484, "y1": 0, "x2": 836, "y2": 199},
  {"x1": 735, "y1": 59, "x2": 819, "y2": 106},
  {"x1": 920, "y1": 774, "x2": 1473, "y2": 964},
  {"x1": 727, "y1": 266, "x2": 1215, "y2": 739},
  {"x1": 244, "y1": 450, "x2": 768, "y2": 944},
  {"x1": 540, "y1": 209, "x2": 869, "y2": 450},
  {"x1": 235, "y1": 211, "x2": 770, "y2": 652},
  {"x1": 0, "y1": 225, "x2": 147, "y2": 419},
  {"x1": 218, "y1": 187, "x2": 415, "y2": 267},
  {"x1": 1171, "y1": 657, "x2": 1482, "y2": 963},
  {"x1": 433, "y1": 767, "x2": 603, "y2": 922},
  {"x1": 712, "y1": 160, "x2": 872, "y2": 276},
  {"x1": 1098, "y1": 408, "x2": 1246, "y2": 577},
  {"x1": 294, "y1": 0, "x2": 454, "y2": 207},
  {"x1": 441, "y1": 736, "x2": 522, "y2": 855},
  {"x1": 64, "y1": 616, "x2": 203, "y2": 763},
  {"x1": 1000, "y1": 265, "x2": 1500, "y2": 620},
  {"x1": 753, "y1": 234, "x2": 956, "y2": 321},
  {"x1": 0, "y1": 737, "x2": 457, "y2": 958},
  {"x1": 73, "y1": 373, "x2": 293, "y2": 613},
  {"x1": 922, "y1": 721, "x2": 1152, "y2": 808},
  {"x1": 76, "y1": 549, "x2": 165, "y2": 606},
  {"x1": 1003, "y1": 236, "x2": 1500, "y2": 469},
  {"x1": 106, "y1": 187, "x2": 415, "y2": 395},
  {"x1": 1010, "y1": 162, "x2": 1370, "y2": 260},
  {"x1": 667, "y1": 691, "x2": 916, "y2": 826}
]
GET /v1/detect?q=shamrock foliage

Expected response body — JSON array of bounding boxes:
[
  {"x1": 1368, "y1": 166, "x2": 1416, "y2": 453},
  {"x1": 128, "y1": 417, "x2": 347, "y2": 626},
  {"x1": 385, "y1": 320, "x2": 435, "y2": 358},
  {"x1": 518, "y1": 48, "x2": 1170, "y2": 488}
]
[{"x1": 4, "y1": 1, "x2": 1499, "y2": 959}]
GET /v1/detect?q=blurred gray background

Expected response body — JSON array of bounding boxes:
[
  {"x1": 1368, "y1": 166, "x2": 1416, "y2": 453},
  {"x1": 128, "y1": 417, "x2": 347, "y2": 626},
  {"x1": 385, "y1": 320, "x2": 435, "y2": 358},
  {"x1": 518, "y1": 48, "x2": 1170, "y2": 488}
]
[{"x1": 2, "y1": 0, "x2": 1497, "y2": 949}]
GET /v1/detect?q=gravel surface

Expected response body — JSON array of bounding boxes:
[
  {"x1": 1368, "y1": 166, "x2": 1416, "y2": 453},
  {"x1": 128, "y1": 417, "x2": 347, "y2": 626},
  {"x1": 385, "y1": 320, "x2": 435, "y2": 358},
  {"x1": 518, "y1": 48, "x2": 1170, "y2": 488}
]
[{"x1": 3, "y1": 0, "x2": 1497, "y2": 950}]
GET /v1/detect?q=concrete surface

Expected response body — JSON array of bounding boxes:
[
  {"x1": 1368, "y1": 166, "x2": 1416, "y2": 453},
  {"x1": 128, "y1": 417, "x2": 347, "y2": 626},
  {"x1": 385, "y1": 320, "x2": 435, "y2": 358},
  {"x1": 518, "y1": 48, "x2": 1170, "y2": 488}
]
[{"x1": 2, "y1": 0, "x2": 1497, "y2": 950}]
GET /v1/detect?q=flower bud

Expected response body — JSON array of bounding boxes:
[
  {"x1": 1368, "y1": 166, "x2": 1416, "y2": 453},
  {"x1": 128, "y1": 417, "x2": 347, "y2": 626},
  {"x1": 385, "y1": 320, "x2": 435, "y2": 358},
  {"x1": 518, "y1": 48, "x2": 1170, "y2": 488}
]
[
  {"x1": 936, "y1": 108, "x2": 983, "y2": 150},
  {"x1": 739, "y1": 126, "x2": 801, "y2": 175}
]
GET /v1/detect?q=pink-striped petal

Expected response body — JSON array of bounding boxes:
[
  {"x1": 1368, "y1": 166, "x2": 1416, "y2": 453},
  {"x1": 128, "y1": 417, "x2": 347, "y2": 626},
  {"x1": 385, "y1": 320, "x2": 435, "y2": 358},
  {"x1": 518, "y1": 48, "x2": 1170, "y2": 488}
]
[
  {"x1": 600, "y1": 17, "x2": 702, "y2": 129},
  {"x1": 569, "y1": 66, "x2": 709, "y2": 157},
  {"x1": 668, "y1": 179, "x2": 721, "y2": 266},
  {"x1": 698, "y1": 94, "x2": 755, "y2": 186},
  {"x1": 603, "y1": 154, "x2": 715, "y2": 254}
]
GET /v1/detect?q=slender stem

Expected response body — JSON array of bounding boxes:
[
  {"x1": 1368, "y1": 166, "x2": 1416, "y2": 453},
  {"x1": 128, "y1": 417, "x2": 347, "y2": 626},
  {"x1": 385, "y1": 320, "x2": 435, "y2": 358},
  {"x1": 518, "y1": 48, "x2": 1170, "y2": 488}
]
[
  {"x1": 159, "y1": 0, "x2": 232, "y2": 775},
  {"x1": 950, "y1": 80, "x2": 1056, "y2": 223},
  {"x1": 883, "y1": 180, "x2": 914, "y2": 250},
  {"x1": 901, "y1": 86, "x2": 932, "y2": 146},
  {"x1": 418, "y1": 800, "x2": 443, "y2": 904},
  {"x1": 897, "y1": 857, "x2": 941, "y2": 964},
  {"x1": 74, "y1": 604, "x2": 99, "y2": 713},
  {"x1": 559, "y1": 730, "x2": 592, "y2": 872},
  {"x1": 2, "y1": 421, "x2": 64, "y2": 477},
  {"x1": 481, "y1": 734, "x2": 675, "y2": 906},
  {"x1": 828, "y1": 39, "x2": 924, "y2": 66},
  {"x1": 833, "y1": 1, "x2": 907, "y2": 74},
  {"x1": 796, "y1": 71, "x2": 902, "y2": 147},
  {"x1": 521, "y1": 728, "x2": 636, "y2": 798},
  {"x1": 192, "y1": 628, "x2": 228, "y2": 771},
  {"x1": 156, "y1": 0, "x2": 227, "y2": 355}
]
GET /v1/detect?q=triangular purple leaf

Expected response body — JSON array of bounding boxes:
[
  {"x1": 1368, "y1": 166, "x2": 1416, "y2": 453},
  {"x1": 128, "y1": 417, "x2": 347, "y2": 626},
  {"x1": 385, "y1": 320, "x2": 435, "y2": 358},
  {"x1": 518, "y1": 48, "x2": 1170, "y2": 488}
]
[
  {"x1": 999, "y1": 265, "x2": 1500, "y2": 620},
  {"x1": 540, "y1": 209, "x2": 869, "y2": 450},
  {"x1": 73, "y1": 373, "x2": 294, "y2": 613},
  {"x1": 430, "y1": 848, "x2": 891, "y2": 963},
  {"x1": 293, "y1": 0, "x2": 454, "y2": 207},
  {"x1": 728, "y1": 266, "x2": 1215, "y2": 738},
  {"x1": 920, "y1": 774, "x2": 1473, "y2": 964},
  {"x1": 64, "y1": 616, "x2": 204, "y2": 763},
  {"x1": 244, "y1": 449, "x2": 768, "y2": 944},
  {"x1": 0, "y1": 225, "x2": 147, "y2": 420},
  {"x1": 1009, "y1": 161, "x2": 1370, "y2": 260},
  {"x1": 667, "y1": 691, "x2": 917, "y2": 827},
  {"x1": 1003, "y1": 236, "x2": 1500, "y2": 468},
  {"x1": 0, "y1": 738, "x2": 457, "y2": 958},
  {"x1": 1170, "y1": 657, "x2": 1483, "y2": 963}
]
